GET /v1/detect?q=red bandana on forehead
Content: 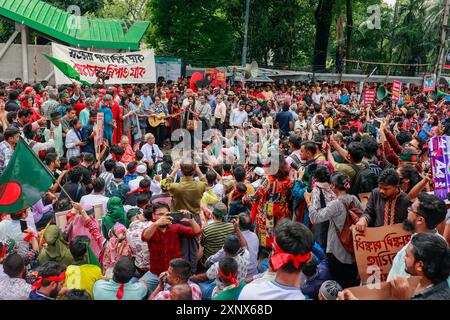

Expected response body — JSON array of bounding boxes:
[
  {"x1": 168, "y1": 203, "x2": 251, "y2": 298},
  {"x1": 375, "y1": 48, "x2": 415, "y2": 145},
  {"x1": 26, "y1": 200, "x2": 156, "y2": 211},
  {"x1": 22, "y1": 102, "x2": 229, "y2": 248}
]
[
  {"x1": 218, "y1": 267, "x2": 239, "y2": 287},
  {"x1": 31, "y1": 272, "x2": 66, "y2": 290},
  {"x1": 270, "y1": 239, "x2": 312, "y2": 271}
]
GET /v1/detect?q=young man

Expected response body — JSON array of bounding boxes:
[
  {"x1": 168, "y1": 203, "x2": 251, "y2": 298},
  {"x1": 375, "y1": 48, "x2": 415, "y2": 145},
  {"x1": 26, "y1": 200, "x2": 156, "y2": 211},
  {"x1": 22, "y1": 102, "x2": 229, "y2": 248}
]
[
  {"x1": 0, "y1": 126, "x2": 20, "y2": 175},
  {"x1": 80, "y1": 110, "x2": 97, "y2": 156},
  {"x1": 29, "y1": 261, "x2": 67, "y2": 300},
  {"x1": 387, "y1": 193, "x2": 448, "y2": 281},
  {"x1": 238, "y1": 219, "x2": 314, "y2": 300},
  {"x1": 356, "y1": 169, "x2": 411, "y2": 231},
  {"x1": 58, "y1": 166, "x2": 87, "y2": 204},
  {"x1": 79, "y1": 177, "x2": 110, "y2": 213},
  {"x1": 99, "y1": 159, "x2": 116, "y2": 190},
  {"x1": 44, "y1": 111, "x2": 64, "y2": 157},
  {"x1": 0, "y1": 254, "x2": 31, "y2": 300},
  {"x1": 93, "y1": 257, "x2": 148, "y2": 300},
  {"x1": 141, "y1": 202, "x2": 201, "y2": 292},
  {"x1": 150, "y1": 258, "x2": 202, "y2": 300},
  {"x1": 211, "y1": 257, "x2": 246, "y2": 300},
  {"x1": 105, "y1": 166, "x2": 130, "y2": 202}
]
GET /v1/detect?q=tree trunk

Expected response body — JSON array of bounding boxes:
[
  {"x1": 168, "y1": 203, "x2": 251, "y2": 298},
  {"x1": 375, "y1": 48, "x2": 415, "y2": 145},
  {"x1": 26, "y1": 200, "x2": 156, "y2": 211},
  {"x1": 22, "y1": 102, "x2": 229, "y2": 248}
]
[
  {"x1": 345, "y1": 0, "x2": 353, "y2": 73},
  {"x1": 313, "y1": 0, "x2": 335, "y2": 72}
]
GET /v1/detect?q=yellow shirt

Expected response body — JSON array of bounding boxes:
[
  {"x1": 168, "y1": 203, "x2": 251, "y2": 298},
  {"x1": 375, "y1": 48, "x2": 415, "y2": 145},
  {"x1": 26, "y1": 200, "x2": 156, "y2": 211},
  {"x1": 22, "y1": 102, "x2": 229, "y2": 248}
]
[
  {"x1": 64, "y1": 264, "x2": 103, "y2": 298},
  {"x1": 324, "y1": 117, "x2": 333, "y2": 129}
]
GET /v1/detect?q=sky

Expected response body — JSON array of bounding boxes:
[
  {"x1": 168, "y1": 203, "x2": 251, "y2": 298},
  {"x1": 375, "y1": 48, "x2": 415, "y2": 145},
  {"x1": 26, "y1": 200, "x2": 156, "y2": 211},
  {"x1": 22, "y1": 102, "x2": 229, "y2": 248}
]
[{"x1": 384, "y1": 0, "x2": 397, "y2": 6}]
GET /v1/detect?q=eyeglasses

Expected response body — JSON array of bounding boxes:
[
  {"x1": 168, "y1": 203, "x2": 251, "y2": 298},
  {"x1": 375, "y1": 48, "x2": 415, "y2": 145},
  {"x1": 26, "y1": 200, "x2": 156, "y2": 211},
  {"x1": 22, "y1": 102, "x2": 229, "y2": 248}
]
[{"x1": 407, "y1": 207, "x2": 421, "y2": 216}]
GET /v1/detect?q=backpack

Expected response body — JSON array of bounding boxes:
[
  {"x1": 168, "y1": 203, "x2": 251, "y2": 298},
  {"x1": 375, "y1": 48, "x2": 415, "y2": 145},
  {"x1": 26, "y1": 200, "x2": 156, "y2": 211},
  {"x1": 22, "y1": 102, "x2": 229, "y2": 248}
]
[
  {"x1": 348, "y1": 163, "x2": 378, "y2": 196},
  {"x1": 331, "y1": 199, "x2": 364, "y2": 254}
]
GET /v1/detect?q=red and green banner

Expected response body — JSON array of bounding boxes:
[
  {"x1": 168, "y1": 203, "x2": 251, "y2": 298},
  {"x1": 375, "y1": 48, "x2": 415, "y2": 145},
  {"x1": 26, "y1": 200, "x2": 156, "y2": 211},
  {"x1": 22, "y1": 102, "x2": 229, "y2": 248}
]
[{"x1": 0, "y1": 138, "x2": 55, "y2": 214}]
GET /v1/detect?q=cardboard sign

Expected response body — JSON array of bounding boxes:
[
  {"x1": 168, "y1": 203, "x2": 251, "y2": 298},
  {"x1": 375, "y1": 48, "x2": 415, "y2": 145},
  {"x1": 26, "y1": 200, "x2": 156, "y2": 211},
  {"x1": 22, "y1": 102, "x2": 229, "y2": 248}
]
[
  {"x1": 353, "y1": 224, "x2": 412, "y2": 283},
  {"x1": 54, "y1": 210, "x2": 69, "y2": 231},
  {"x1": 94, "y1": 112, "x2": 104, "y2": 160},
  {"x1": 423, "y1": 73, "x2": 436, "y2": 92},
  {"x1": 347, "y1": 276, "x2": 420, "y2": 300},
  {"x1": 52, "y1": 42, "x2": 156, "y2": 85},
  {"x1": 364, "y1": 89, "x2": 375, "y2": 104},
  {"x1": 428, "y1": 136, "x2": 450, "y2": 201},
  {"x1": 391, "y1": 80, "x2": 401, "y2": 103},
  {"x1": 93, "y1": 204, "x2": 105, "y2": 221}
]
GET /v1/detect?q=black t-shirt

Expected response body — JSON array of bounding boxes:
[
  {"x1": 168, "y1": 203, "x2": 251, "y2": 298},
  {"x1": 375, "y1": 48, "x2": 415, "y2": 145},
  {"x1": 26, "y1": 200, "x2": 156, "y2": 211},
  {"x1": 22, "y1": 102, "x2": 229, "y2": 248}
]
[
  {"x1": 5, "y1": 100, "x2": 20, "y2": 112},
  {"x1": 58, "y1": 181, "x2": 87, "y2": 205}
]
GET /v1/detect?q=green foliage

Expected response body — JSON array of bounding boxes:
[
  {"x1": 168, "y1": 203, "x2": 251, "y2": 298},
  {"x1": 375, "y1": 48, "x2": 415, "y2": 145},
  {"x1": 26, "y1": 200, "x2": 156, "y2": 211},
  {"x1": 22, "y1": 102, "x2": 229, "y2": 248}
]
[{"x1": 42, "y1": 0, "x2": 104, "y2": 14}]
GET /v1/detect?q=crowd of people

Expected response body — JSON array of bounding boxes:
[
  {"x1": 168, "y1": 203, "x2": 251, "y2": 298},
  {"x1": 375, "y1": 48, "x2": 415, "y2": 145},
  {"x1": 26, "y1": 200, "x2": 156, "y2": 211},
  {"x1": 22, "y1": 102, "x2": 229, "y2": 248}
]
[{"x1": 0, "y1": 75, "x2": 449, "y2": 300}]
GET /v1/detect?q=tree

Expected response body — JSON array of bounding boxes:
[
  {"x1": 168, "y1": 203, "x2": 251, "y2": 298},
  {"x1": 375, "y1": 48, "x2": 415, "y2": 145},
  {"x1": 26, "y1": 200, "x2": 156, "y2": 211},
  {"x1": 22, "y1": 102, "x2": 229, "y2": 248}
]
[
  {"x1": 43, "y1": 0, "x2": 104, "y2": 15},
  {"x1": 313, "y1": 0, "x2": 335, "y2": 71},
  {"x1": 98, "y1": 0, "x2": 149, "y2": 21}
]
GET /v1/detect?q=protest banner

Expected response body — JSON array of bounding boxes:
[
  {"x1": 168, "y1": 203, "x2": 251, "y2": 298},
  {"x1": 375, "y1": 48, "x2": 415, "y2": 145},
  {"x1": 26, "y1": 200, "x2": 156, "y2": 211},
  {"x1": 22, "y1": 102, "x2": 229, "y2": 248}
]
[
  {"x1": 94, "y1": 112, "x2": 104, "y2": 160},
  {"x1": 55, "y1": 210, "x2": 70, "y2": 231},
  {"x1": 428, "y1": 135, "x2": 450, "y2": 201},
  {"x1": 353, "y1": 224, "x2": 412, "y2": 283},
  {"x1": 347, "y1": 276, "x2": 420, "y2": 300},
  {"x1": 51, "y1": 42, "x2": 156, "y2": 85},
  {"x1": 364, "y1": 89, "x2": 375, "y2": 104},
  {"x1": 422, "y1": 73, "x2": 436, "y2": 92},
  {"x1": 391, "y1": 80, "x2": 401, "y2": 103}
]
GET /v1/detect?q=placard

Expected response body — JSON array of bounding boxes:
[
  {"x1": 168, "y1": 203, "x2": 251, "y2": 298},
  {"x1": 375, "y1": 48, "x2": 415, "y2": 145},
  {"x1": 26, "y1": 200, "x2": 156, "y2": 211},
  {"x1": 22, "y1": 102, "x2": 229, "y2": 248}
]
[
  {"x1": 55, "y1": 210, "x2": 69, "y2": 231},
  {"x1": 52, "y1": 42, "x2": 156, "y2": 85},
  {"x1": 347, "y1": 276, "x2": 420, "y2": 300},
  {"x1": 364, "y1": 89, "x2": 375, "y2": 104},
  {"x1": 94, "y1": 112, "x2": 104, "y2": 160},
  {"x1": 391, "y1": 80, "x2": 402, "y2": 103},
  {"x1": 423, "y1": 73, "x2": 436, "y2": 92},
  {"x1": 353, "y1": 224, "x2": 412, "y2": 283},
  {"x1": 428, "y1": 135, "x2": 450, "y2": 201}
]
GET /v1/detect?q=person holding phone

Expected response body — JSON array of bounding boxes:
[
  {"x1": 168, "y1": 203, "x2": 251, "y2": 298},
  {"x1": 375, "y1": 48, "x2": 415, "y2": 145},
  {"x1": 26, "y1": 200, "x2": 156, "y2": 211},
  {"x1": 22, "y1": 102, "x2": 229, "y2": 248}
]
[{"x1": 0, "y1": 209, "x2": 39, "y2": 256}]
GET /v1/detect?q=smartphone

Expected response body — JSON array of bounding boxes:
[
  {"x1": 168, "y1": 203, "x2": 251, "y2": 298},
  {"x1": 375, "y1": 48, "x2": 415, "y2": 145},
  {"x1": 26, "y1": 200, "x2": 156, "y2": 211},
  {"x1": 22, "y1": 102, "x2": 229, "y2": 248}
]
[
  {"x1": 169, "y1": 211, "x2": 191, "y2": 223},
  {"x1": 290, "y1": 161, "x2": 300, "y2": 170},
  {"x1": 46, "y1": 120, "x2": 51, "y2": 129},
  {"x1": 20, "y1": 220, "x2": 28, "y2": 233}
]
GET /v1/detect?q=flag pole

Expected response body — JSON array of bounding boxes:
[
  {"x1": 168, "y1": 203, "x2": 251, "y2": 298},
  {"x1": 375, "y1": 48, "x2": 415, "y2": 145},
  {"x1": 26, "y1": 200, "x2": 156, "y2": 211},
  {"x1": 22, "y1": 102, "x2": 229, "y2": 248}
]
[{"x1": 19, "y1": 137, "x2": 74, "y2": 203}]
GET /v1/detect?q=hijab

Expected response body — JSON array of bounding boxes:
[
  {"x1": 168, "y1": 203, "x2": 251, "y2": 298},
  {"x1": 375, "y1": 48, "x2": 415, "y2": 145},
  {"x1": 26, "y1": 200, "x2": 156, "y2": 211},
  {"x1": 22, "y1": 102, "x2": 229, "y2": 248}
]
[
  {"x1": 39, "y1": 225, "x2": 74, "y2": 266},
  {"x1": 101, "y1": 197, "x2": 128, "y2": 240}
]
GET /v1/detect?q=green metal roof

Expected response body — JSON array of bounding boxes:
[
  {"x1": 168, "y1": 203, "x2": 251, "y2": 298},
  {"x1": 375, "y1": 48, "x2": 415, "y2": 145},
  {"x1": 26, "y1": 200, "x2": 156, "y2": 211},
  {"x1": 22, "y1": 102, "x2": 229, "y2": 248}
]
[{"x1": 0, "y1": 0, "x2": 149, "y2": 50}]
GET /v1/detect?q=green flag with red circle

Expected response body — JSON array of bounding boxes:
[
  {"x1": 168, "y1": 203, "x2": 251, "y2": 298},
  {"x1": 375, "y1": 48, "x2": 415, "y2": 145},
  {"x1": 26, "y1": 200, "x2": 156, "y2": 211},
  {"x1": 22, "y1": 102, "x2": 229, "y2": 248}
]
[{"x1": 0, "y1": 138, "x2": 55, "y2": 214}]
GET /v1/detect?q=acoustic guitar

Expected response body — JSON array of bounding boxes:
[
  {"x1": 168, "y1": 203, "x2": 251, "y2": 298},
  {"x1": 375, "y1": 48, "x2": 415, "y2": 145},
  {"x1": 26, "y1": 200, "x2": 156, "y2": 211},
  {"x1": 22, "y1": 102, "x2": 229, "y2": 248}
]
[{"x1": 148, "y1": 112, "x2": 182, "y2": 127}]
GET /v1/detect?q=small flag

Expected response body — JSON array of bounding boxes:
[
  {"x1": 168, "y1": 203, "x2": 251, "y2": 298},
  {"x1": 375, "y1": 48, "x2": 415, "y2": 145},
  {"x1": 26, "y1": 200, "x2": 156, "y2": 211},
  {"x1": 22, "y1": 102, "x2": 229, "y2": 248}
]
[{"x1": 0, "y1": 138, "x2": 55, "y2": 214}]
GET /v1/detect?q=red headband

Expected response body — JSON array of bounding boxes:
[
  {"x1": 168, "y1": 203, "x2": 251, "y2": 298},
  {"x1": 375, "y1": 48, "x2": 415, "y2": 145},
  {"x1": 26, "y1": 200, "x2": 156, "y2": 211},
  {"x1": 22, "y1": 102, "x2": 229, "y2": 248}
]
[
  {"x1": 67, "y1": 163, "x2": 81, "y2": 170},
  {"x1": 31, "y1": 272, "x2": 66, "y2": 290},
  {"x1": 218, "y1": 267, "x2": 239, "y2": 287},
  {"x1": 117, "y1": 283, "x2": 125, "y2": 300},
  {"x1": 126, "y1": 186, "x2": 150, "y2": 196},
  {"x1": 270, "y1": 239, "x2": 312, "y2": 271}
]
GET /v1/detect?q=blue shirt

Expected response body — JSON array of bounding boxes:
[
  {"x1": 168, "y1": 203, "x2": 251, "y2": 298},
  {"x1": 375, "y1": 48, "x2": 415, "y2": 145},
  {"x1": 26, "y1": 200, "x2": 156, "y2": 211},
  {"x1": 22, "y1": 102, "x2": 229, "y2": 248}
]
[
  {"x1": 140, "y1": 95, "x2": 153, "y2": 109},
  {"x1": 275, "y1": 111, "x2": 293, "y2": 134},
  {"x1": 340, "y1": 94, "x2": 350, "y2": 105},
  {"x1": 98, "y1": 105, "x2": 114, "y2": 144},
  {"x1": 93, "y1": 280, "x2": 148, "y2": 300}
]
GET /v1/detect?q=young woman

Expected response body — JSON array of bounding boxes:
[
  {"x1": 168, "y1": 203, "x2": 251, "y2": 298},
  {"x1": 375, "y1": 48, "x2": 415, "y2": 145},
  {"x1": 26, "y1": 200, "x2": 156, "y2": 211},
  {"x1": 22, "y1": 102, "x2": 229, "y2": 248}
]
[
  {"x1": 65, "y1": 117, "x2": 85, "y2": 159},
  {"x1": 306, "y1": 172, "x2": 362, "y2": 289},
  {"x1": 167, "y1": 94, "x2": 182, "y2": 138}
]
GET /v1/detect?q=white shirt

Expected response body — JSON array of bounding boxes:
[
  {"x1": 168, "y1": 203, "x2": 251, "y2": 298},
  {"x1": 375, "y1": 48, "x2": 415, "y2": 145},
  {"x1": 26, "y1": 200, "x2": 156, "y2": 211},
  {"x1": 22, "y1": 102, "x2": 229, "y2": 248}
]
[
  {"x1": 311, "y1": 92, "x2": 322, "y2": 104},
  {"x1": 238, "y1": 280, "x2": 306, "y2": 300},
  {"x1": 79, "y1": 193, "x2": 109, "y2": 214},
  {"x1": 141, "y1": 143, "x2": 163, "y2": 164},
  {"x1": 0, "y1": 217, "x2": 37, "y2": 256},
  {"x1": 229, "y1": 109, "x2": 248, "y2": 127},
  {"x1": 65, "y1": 129, "x2": 81, "y2": 159},
  {"x1": 128, "y1": 176, "x2": 144, "y2": 191},
  {"x1": 214, "y1": 102, "x2": 227, "y2": 122}
]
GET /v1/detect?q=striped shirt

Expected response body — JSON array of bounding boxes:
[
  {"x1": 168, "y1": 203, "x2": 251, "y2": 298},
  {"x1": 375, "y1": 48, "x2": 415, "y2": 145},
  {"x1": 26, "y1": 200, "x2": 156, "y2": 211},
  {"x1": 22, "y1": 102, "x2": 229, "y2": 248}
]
[{"x1": 200, "y1": 221, "x2": 235, "y2": 263}]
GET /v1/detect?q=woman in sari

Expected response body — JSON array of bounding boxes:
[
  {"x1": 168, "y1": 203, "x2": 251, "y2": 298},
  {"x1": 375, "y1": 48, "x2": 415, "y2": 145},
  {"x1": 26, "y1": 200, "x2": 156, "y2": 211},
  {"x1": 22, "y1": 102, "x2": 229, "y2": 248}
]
[
  {"x1": 101, "y1": 197, "x2": 129, "y2": 240},
  {"x1": 167, "y1": 94, "x2": 182, "y2": 144},
  {"x1": 38, "y1": 224, "x2": 74, "y2": 267}
]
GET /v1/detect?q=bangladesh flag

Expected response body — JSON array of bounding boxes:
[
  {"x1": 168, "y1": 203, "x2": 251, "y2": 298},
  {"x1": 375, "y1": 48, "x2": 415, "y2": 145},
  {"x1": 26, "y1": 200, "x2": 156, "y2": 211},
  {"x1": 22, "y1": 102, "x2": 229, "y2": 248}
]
[
  {"x1": 44, "y1": 54, "x2": 91, "y2": 87},
  {"x1": 0, "y1": 138, "x2": 55, "y2": 214}
]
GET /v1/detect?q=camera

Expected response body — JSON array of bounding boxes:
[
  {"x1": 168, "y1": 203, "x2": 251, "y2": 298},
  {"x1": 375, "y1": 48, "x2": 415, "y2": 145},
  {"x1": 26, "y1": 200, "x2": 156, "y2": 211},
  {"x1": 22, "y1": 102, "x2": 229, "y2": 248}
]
[
  {"x1": 96, "y1": 69, "x2": 110, "y2": 81},
  {"x1": 290, "y1": 161, "x2": 300, "y2": 170}
]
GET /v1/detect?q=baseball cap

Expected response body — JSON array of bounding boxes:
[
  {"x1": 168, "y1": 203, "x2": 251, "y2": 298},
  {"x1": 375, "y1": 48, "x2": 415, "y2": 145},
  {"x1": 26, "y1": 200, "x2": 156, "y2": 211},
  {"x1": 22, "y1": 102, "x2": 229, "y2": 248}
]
[{"x1": 136, "y1": 165, "x2": 147, "y2": 174}]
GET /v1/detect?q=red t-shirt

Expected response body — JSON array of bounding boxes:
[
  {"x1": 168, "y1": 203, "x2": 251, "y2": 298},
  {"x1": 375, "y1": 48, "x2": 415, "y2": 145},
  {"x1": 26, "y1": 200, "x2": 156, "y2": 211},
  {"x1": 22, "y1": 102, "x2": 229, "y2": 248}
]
[
  {"x1": 348, "y1": 120, "x2": 363, "y2": 132},
  {"x1": 142, "y1": 224, "x2": 199, "y2": 275}
]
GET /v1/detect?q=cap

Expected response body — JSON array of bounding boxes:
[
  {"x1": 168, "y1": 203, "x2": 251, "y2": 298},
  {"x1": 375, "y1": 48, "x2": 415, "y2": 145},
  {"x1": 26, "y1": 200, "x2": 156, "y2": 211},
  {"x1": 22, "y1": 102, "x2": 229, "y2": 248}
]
[
  {"x1": 212, "y1": 202, "x2": 228, "y2": 218},
  {"x1": 254, "y1": 167, "x2": 265, "y2": 177},
  {"x1": 127, "y1": 208, "x2": 141, "y2": 221},
  {"x1": 319, "y1": 280, "x2": 342, "y2": 300},
  {"x1": 136, "y1": 165, "x2": 147, "y2": 174}
]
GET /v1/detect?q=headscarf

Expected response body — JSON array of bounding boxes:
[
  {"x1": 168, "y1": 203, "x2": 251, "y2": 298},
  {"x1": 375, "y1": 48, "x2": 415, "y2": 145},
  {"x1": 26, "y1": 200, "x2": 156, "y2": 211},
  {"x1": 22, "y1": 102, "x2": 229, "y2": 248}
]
[
  {"x1": 100, "y1": 223, "x2": 130, "y2": 274},
  {"x1": 39, "y1": 225, "x2": 74, "y2": 266},
  {"x1": 101, "y1": 197, "x2": 128, "y2": 240},
  {"x1": 68, "y1": 207, "x2": 102, "y2": 258}
]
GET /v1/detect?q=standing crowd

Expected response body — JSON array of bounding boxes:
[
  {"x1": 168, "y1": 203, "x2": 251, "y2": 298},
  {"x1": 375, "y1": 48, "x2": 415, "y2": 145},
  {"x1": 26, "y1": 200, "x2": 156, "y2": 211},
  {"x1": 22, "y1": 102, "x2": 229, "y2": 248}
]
[{"x1": 0, "y1": 76, "x2": 449, "y2": 300}]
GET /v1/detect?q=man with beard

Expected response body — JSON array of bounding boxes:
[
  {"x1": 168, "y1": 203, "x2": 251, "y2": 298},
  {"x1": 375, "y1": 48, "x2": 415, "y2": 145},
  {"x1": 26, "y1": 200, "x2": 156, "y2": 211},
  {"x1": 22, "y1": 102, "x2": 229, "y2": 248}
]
[
  {"x1": 387, "y1": 193, "x2": 448, "y2": 281},
  {"x1": 355, "y1": 169, "x2": 411, "y2": 232},
  {"x1": 29, "y1": 261, "x2": 67, "y2": 300}
]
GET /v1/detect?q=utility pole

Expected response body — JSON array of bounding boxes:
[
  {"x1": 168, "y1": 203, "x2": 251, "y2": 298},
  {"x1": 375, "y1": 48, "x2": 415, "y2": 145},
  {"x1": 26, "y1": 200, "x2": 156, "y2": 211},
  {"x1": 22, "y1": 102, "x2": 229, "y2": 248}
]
[
  {"x1": 241, "y1": 0, "x2": 250, "y2": 67},
  {"x1": 435, "y1": 0, "x2": 450, "y2": 79}
]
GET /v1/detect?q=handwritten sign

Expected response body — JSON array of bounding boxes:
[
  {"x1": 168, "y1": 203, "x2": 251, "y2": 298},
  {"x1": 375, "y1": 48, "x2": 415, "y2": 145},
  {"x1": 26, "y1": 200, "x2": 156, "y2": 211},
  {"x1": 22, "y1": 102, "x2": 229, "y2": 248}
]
[
  {"x1": 94, "y1": 112, "x2": 104, "y2": 160},
  {"x1": 391, "y1": 80, "x2": 401, "y2": 103},
  {"x1": 429, "y1": 135, "x2": 450, "y2": 201},
  {"x1": 347, "y1": 276, "x2": 420, "y2": 300},
  {"x1": 364, "y1": 89, "x2": 375, "y2": 104},
  {"x1": 353, "y1": 224, "x2": 412, "y2": 283},
  {"x1": 52, "y1": 42, "x2": 156, "y2": 85}
]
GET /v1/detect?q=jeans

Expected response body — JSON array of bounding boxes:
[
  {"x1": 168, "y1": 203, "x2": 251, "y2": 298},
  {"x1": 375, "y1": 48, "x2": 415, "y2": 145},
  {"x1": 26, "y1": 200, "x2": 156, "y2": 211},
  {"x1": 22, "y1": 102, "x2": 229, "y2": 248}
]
[
  {"x1": 197, "y1": 279, "x2": 216, "y2": 300},
  {"x1": 141, "y1": 271, "x2": 160, "y2": 293}
]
